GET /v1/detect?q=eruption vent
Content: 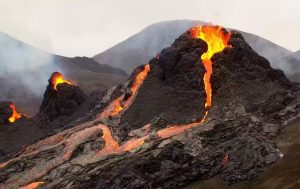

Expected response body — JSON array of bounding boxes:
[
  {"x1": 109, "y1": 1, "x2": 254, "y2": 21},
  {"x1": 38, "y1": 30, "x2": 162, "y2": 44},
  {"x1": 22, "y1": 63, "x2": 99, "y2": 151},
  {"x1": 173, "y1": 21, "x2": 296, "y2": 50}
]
[
  {"x1": 190, "y1": 26, "x2": 231, "y2": 111},
  {"x1": 9, "y1": 103, "x2": 22, "y2": 123},
  {"x1": 51, "y1": 72, "x2": 73, "y2": 91}
]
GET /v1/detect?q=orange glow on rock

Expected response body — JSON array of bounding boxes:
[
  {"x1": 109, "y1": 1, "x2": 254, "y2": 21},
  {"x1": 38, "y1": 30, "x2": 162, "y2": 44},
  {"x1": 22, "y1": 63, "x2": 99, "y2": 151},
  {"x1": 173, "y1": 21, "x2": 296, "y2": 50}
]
[
  {"x1": 8, "y1": 103, "x2": 22, "y2": 123},
  {"x1": 19, "y1": 182, "x2": 44, "y2": 189},
  {"x1": 51, "y1": 72, "x2": 73, "y2": 91}
]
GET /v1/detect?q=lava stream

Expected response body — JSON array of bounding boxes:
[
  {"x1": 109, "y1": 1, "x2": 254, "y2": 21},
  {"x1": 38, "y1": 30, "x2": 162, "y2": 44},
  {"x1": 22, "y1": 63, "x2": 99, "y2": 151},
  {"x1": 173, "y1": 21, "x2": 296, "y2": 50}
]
[
  {"x1": 99, "y1": 64, "x2": 150, "y2": 118},
  {"x1": 8, "y1": 103, "x2": 22, "y2": 123},
  {"x1": 190, "y1": 26, "x2": 231, "y2": 111}
]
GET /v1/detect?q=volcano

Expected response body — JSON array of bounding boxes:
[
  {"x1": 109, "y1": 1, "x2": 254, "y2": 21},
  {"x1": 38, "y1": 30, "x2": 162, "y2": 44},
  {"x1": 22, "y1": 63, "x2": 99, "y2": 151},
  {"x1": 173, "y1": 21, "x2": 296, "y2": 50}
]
[
  {"x1": 0, "y1": 26, "x2": 299, "y2": 189},
  {"x1": 38, "y1": 72, "x2": 86, "y2": 122}
]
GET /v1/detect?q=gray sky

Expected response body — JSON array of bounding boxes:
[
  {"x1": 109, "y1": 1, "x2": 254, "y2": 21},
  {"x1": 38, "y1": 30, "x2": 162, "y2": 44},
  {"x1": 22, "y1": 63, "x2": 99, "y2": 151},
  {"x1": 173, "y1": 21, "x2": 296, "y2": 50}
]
[{"x1": 0, "y1": 0, "x2": 299, "y2": 57}]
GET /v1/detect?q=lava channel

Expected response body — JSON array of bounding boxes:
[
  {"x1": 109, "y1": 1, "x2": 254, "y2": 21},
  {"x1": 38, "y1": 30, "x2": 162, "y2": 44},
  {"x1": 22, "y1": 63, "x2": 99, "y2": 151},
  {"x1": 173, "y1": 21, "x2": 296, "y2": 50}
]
[{"x1": 99, "y1": 64, "x2": 150, "y2": 118}]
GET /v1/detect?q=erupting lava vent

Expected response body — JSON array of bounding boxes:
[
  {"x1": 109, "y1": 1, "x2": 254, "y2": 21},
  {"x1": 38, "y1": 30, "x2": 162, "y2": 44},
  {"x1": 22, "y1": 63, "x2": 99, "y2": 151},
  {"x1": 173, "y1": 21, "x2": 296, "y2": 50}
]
[
  {"x1": 50, "y1": 72, "x2": 73, "y2": 91},
  {"x1": 8, "y1": 103, "x2": 22, "y2": 123},
  {"x1": 190, "y1": 26, "x2": 231, "y2": 117}
]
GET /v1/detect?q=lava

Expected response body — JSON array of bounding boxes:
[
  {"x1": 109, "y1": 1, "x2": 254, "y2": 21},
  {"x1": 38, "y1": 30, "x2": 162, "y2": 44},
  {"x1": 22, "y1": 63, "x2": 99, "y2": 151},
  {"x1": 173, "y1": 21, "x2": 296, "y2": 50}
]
[
  {"x1": 51, "y1": 72, "x2": 73, "y2": 91},
  {"x1": 190, "y1": 26, "x2": 231, "y2": 110},
  {"x1": 99, "y1": 64, "x2": 150, "y2": 118},
  {"x1": 97, "y1": 124, "x2": 149, "y2": 156},
  {"x1": 19, "y1": 182, "x2": 44, "y2": 189},
  {"x1": 8, "y1": 103, "x2": 22, "y2": 123}
]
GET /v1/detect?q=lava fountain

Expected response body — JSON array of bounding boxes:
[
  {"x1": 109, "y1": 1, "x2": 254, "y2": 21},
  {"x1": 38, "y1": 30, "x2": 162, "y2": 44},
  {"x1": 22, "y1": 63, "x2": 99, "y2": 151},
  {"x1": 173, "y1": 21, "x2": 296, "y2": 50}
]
[
  {"x1": 190, "y1": 26, "x2": 231, "y2": 113},
  {"x1": 8, "y1": 103, "x2": 22, "y2": 123},
  {"x1": 50, "y1": 72, "x2": 73, "y2": 91}
]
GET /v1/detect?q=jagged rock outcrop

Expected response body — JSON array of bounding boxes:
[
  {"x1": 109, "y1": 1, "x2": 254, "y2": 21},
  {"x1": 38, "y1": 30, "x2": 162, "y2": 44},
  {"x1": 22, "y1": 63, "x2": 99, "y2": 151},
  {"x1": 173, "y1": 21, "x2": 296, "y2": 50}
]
[{"x1": 0, "y1": 28, "x2": 299, "y2": 189}]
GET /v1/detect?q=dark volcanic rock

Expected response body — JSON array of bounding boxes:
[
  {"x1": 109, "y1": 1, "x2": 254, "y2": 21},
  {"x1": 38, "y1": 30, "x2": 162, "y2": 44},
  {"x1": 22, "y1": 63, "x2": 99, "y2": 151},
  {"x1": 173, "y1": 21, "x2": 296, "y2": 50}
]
[
  {"x1": 0, "y1": 28, "x2": 299, "y2": 189},
  {"x1": 0, "y1": 102, "x2": 12, "y2": 125},
  {"x1": 0, "y1": 115, "x2": 44, "y2": 162},
  {"x1": 38, "y1": 73, "x2": 86, "y2": 121}
]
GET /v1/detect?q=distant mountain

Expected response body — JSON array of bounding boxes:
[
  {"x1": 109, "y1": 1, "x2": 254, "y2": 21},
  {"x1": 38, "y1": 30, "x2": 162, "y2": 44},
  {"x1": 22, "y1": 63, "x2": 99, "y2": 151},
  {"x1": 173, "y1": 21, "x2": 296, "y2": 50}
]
[
  {"x1": 93, "y1": 20, "x2": 294, "y2": 79},
  {"x1": 0, "y1": 32, "x2": 128, "y2": 115},
  {"x1": 282, "y1": 50, "x2": 300, "y2": 82}
]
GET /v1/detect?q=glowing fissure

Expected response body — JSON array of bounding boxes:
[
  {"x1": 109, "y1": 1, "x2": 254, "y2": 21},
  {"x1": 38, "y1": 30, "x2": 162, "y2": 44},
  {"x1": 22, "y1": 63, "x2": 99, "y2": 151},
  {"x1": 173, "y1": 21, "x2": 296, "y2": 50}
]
[
  {"x1": 100, "y1": 64, "x2": 150, "y2": 118},
  {"x1": 8, "y1": 103, "x2": 22, "y2": 123},
  {"x1": 51, "y1": 72, "x2": 73, "y2": 91}
]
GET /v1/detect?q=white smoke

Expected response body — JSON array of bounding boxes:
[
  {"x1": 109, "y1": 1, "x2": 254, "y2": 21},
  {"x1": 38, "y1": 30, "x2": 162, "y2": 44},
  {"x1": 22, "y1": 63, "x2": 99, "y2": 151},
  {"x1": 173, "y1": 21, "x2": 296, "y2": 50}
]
[{"x1": 0, "y1": 32, "x2": 63, "y2": 114}]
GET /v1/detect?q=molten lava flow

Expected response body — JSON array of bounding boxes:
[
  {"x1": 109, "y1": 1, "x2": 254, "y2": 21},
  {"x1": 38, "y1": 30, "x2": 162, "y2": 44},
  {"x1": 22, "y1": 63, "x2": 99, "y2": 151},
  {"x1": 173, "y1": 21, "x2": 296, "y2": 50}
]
[
  {"x1": 190, "y1": 26, "x2": 231, "y2": 110},
  {"x1": 51, "y1": 72, "x2": 73, "y2": 91},
  {"x1": 96, "y1": 124, "x2": 149, "y2": 156},
  {"x1": 99, "y1": 64, "x2": 150, "y2": 118},
  {"x1": 19, "y1": 182, "x2": 44, "y2": 189},
  {"x1": 8, "y1": 103, "x2": 22, "y2": 123}
]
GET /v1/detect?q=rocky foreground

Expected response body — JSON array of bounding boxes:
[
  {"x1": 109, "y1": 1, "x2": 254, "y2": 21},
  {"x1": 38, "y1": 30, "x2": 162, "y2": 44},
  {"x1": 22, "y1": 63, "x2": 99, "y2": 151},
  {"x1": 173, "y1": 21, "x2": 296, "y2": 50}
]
[{"x1": 0, "y1": 27, "x2": 300, "y2": 189}]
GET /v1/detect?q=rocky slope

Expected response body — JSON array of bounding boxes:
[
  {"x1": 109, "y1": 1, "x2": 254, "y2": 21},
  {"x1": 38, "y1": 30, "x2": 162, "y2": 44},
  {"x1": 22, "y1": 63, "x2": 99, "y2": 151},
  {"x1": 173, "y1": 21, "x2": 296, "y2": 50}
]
[
  {"x1": 0, "y1": 27, "x2": 299, "y2": 189},
  {"x1": 282, "y1": 50, "x2": 300, "y2": 82}
]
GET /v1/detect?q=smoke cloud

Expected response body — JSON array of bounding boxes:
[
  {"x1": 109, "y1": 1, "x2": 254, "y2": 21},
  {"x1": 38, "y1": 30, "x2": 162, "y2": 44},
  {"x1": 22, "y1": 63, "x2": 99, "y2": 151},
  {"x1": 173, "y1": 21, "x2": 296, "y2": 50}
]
[{"x1": 0, "y1": 32, "x2": 63, "y2": 114}]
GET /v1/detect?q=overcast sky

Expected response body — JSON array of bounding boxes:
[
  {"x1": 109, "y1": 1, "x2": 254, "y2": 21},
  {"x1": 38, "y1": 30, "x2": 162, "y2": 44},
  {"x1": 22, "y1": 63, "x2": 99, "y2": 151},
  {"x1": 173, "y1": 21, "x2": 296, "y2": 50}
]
[{"x1": 0, "y1": 0, "x2": 299, "y2": 57}]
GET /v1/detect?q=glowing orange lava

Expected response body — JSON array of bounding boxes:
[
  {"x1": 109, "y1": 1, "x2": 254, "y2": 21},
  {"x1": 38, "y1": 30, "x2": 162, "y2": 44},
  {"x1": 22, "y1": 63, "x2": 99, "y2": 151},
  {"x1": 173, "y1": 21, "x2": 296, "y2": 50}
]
[
  {"x1": 99, "y1": 64, "x2": 150, "y2": 118},
  {"x1": 97, "y1": 124, "x2": 148, "y2": 156},
  {"x1": 19, "y1": 182, "x2": 44, "y2": 189},
  {"x1": 51, "y1": 72, "x2": 73, "y2": 91},
  {"x1": 190, "y1": 26, "x2": 231, "y2": 110},
  {"x1": 8, "y1": 103, "x2": 22, "y2": 123}
]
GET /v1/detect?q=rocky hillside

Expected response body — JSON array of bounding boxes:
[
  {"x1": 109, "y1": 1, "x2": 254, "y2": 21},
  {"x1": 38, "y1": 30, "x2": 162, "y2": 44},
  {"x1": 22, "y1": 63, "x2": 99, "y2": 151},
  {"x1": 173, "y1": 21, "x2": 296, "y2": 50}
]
[{"x1": 282, "y1": 50, "x2": 300, "y2": 82}]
